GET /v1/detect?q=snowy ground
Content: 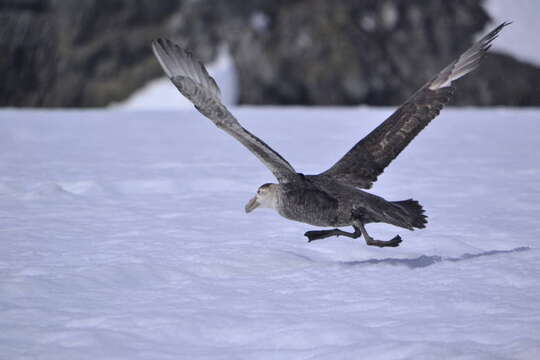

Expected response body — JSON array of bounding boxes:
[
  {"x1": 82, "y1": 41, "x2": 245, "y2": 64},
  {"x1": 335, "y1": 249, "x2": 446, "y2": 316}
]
[{"x1": 1, "y1": 107, "x2": 540, "y2": 359}]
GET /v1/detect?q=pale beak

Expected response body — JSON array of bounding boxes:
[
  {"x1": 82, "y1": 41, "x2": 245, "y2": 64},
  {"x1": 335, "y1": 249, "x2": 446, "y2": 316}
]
[{"x1": 245, "y1": 196, "x2": 260, "y2": 213}]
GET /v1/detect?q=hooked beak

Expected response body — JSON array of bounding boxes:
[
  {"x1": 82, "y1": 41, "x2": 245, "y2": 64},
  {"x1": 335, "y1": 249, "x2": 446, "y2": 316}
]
[{"x1": 245, "y1": 196, "x2": 260, "y2": 213}]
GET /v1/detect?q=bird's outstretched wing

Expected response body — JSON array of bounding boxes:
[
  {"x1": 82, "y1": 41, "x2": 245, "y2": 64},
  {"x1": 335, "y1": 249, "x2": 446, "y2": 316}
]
[
  {"x1": 319, "y1": 22, "x2": 510, "y2": 189},
  {"x1": 152, "y1": 39, "x2": 297, "y2": 183}
]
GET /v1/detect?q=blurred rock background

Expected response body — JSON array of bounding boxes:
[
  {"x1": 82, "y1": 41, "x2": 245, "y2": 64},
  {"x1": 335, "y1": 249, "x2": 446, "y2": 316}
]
[{"x1": 1, "y1": 0, "x2": 539, "y2": 107}]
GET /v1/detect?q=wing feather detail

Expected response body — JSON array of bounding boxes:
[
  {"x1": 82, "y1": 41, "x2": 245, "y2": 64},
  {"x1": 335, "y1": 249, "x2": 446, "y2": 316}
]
[
  {"x1": 319, "y1": 22, "x2": 510, "y2": 189},
  {"x1": 152, "y1": 39, "x2": 297, "y2": 183}
]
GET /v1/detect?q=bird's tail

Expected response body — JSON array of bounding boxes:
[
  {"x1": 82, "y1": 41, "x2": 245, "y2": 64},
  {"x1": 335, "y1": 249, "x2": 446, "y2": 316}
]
[{"x1": 392, "y1": 199, "x2": 427, "y2": 229}]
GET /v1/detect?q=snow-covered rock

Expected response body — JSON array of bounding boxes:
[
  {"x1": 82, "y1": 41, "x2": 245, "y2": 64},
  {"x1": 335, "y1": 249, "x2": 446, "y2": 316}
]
[{"x1": 117, "y1": 47, "x2": 238, "y2": 110}]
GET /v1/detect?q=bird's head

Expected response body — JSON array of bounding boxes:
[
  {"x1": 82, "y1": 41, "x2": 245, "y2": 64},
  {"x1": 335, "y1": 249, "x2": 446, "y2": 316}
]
[{"x1": 245, "y1": 183, "x2": 278, "y2": 213}]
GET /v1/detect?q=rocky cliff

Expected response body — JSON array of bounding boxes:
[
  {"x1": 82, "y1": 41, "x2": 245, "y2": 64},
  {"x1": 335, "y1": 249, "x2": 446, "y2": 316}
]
[{"x1": 1, "y1": 0, "x2": 539, "y2": 107}]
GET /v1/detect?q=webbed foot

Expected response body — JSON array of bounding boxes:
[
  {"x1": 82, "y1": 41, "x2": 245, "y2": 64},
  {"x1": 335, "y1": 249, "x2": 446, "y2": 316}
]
[
  {"x1": 365, "y1": 235, "x2": 402, "y2": 248},
  {"x1": 305, "y1": 228, "x2": 362, "y2": 242},
  {"x1": 305, "y1": 229, "x2": 337, "y2": 242}
]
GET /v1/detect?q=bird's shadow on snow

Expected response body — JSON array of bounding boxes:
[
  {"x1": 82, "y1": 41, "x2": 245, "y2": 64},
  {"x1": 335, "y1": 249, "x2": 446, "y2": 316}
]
[{"x1": 338, "y1": 246, "x2": 531, "y2": 269}]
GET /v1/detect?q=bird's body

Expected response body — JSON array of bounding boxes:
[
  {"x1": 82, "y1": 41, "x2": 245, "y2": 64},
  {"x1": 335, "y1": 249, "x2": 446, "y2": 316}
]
[
  {"x1": 272, "y1": 175, "x2": 422, "y2": 230},
  {"x1": 152, "y1": 22, "x2": 509, "y2": 247}
]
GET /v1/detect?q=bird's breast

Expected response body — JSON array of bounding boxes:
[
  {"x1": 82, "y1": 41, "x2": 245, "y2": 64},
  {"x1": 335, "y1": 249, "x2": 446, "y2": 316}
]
[{"x1": 275, "y1": 186, "x2": 342, "y2": 227}]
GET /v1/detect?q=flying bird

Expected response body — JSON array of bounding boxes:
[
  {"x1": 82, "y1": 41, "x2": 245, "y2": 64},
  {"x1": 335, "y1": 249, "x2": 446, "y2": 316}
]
[{"x1": 152, "y1": 22, "x2": 509, "y2": 247}]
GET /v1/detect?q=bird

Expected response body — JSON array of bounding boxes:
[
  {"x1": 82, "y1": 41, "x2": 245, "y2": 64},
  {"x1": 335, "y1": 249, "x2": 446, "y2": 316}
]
[{"x1": 151, "y1": 22, "x2": 509, "y2": 248}]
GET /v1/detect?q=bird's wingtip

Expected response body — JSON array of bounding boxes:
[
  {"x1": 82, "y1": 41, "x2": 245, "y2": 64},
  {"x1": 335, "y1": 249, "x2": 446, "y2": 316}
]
[
  {"x1": 151, "y1": 38, "x2": 174, "y2": 78},
  {"x1": 151, "y1": 38, "x2": 163, "y2": 47},
  {"x1": 489, "y1": 21, "x2": 512, "y2": 39}
]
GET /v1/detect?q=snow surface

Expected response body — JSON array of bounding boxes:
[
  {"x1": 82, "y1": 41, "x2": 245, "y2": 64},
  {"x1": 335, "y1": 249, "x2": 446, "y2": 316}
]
[
  {"x1": 1, "y1": 107, "x2": 540, "y2": 359},
  {"x1": 486, "y1": 0, "x2": 540, "y2": 66}
]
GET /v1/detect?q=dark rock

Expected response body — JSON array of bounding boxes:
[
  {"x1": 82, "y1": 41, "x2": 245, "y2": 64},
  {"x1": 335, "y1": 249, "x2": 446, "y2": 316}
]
[
  {"x1": 218, "y1": 0, "x2": 539, "y2": 106},
  {"x1": 0, "y1": 0, "x2": 181, "y2": 107},
  {"x1": 1, "y1": 0, "x2": 539, "y2": 107},
  {"x1": 457, "y1": 53, "x2": 540, "y2": 106}
]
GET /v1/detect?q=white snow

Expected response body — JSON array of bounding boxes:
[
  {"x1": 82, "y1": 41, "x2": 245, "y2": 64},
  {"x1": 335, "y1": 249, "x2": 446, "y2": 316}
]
[
  {"x1": 250, "y1": 12, "x2": 270, "y2": 32},
  {"x1": 117, "y1": 47, "x2": 238, "y2": 109},
  {"x1": 1, "y1": 107, "x2": 540, "y2": 359},
  {"x1": 485, "y1": 0, "x2": 540, "y2": 66}
]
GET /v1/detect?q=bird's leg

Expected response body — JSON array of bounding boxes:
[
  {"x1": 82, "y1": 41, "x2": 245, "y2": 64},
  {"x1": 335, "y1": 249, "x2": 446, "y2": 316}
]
[
  {"x1": 305, "y1": 227, "x2": 362, "y2": 243},
  {"x1": 354, "y1": 222, "x2": 402, "y2": 248}
]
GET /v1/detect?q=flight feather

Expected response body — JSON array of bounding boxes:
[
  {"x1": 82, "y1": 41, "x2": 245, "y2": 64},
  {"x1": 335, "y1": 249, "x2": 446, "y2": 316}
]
[
  {"x1": 320, "y1": 22, "x2": 510, "y2": 189},
  {"x1": 152, "y1": 39, "x2": 297, "y2": 183}
]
